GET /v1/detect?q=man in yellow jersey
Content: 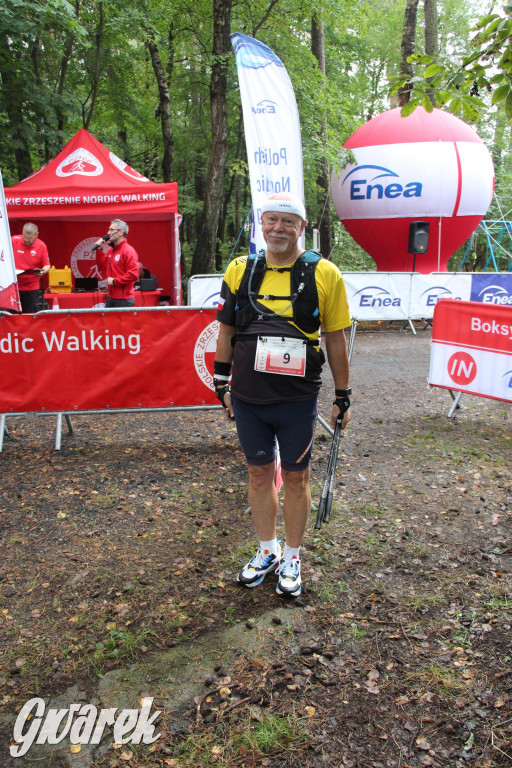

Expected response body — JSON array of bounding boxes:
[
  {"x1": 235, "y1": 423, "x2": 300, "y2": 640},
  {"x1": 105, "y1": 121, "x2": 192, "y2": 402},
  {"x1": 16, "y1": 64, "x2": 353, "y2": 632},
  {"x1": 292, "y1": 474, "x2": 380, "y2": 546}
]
[{"x1": 214, "y1": 192, "x2": 351, "y2": 597}]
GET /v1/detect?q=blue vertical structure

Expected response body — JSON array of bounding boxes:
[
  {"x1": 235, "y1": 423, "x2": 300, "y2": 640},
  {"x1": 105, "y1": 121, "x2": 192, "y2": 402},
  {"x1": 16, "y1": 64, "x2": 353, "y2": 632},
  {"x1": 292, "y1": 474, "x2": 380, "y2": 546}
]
[{"x1": 456, "y1": 220, "x2": 512, "y2": 272}]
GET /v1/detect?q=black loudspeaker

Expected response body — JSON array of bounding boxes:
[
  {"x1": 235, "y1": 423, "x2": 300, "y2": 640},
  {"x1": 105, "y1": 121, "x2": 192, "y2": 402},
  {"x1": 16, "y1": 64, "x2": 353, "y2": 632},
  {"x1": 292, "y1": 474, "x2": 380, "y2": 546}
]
[{"x1": 408, "y1": 221, "x2": 430, "y2": 254}]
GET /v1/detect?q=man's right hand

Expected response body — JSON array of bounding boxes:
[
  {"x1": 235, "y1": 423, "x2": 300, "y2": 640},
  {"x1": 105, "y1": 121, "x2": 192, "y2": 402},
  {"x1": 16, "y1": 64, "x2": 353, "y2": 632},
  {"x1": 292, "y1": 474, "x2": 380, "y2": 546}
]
[
  {"x1": 215, "y1": 385, "x2": 234, "y2": 419},
  {"x1": 223, "y1": 390, "x2": 234, "y2": 420}
]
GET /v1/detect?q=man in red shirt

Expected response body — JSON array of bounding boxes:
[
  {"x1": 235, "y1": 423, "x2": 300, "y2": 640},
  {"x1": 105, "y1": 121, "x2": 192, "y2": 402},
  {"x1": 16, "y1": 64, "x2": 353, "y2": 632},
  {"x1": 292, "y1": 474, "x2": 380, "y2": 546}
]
[
  {"x1": 94, "y1": 219, "x2": 139, "y2": 308},
  {"x1": 11, "y1": 223, "x2": 51, "y2": 313}
]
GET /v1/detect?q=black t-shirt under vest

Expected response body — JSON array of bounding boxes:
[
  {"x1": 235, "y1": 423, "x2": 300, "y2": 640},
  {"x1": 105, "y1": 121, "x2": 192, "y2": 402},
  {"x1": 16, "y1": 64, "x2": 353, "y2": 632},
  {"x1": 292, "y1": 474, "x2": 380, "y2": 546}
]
[{"x1": 219, "y1": 251, "x2": 327, "y2": 405}]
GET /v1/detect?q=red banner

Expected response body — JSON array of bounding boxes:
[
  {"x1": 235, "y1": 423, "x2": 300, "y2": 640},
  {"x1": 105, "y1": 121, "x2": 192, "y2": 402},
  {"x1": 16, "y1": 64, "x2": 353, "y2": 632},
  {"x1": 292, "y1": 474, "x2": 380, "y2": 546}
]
[
  {"x1": 429, "y1": 299, "x2": 512, "y2": 403},
  {"x1": 0, "y1": 308, "x2": 219, "y2": 412}
]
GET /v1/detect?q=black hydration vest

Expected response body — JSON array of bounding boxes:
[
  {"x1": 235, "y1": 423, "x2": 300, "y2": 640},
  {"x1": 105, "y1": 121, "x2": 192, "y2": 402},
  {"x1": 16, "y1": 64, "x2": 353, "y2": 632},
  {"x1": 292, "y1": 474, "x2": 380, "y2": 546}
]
[{"x1": 234, "y1": 250, "x2": 322, "y2": 335}]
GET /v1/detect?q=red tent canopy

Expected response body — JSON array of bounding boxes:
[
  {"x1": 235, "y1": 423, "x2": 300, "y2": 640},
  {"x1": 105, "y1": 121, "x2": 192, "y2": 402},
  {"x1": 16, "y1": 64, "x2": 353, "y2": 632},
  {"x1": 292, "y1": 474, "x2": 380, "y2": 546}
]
[{"x1": 5, "y1": 129, "x2": 181, "y2": 303}]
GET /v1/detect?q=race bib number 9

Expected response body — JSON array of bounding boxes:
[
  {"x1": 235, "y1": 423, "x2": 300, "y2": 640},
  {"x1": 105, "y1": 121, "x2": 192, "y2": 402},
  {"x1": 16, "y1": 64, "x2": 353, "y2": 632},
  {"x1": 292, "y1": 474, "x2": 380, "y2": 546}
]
[{"x1": 255, "y1": 336, "x2": 306, "y2": 377}]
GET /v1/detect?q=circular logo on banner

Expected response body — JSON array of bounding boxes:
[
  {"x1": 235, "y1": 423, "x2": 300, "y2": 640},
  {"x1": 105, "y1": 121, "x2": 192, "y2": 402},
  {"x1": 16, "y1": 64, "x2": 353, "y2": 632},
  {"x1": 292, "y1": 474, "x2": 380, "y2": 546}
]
[
  {"x1": 56, "y1": 148, "x2": 103, "y2": 177},
  {"x1": 70, "y1": 238, "x2": 106, "y2": 279},
  {"x1": 109, "y1": 151, "x2": 149, "y2": 182},
  {"x1": 447, "y1": 351, "x2": 477, "y2": 386},
  {"x1": 194, "y1": 320, "x2": 219, "y2": 391}
]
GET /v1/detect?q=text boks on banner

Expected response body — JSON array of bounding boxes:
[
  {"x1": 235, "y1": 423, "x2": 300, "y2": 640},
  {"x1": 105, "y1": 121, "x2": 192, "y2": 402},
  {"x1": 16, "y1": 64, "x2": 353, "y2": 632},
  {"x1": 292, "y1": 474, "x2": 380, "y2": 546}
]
[
  {"x1": 0, "y1": 309, "x2": 219, "y2": 413},
  {"x1": 429, "y1": 299, "x2": 512, "y2": 403}
]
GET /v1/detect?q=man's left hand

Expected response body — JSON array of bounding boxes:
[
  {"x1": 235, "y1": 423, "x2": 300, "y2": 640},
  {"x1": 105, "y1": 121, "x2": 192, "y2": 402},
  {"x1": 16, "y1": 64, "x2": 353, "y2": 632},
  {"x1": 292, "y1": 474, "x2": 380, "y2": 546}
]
[{"x1": 331, "y1": 403, "x2": 351, "y2": 430}]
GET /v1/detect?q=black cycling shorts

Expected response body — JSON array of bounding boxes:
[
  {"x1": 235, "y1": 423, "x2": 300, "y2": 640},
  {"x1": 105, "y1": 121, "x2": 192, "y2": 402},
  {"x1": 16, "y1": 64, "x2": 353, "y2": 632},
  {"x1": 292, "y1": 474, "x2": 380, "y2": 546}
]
[{"x1": 231, "y1": 395, "x2": 318, "y2": 472}]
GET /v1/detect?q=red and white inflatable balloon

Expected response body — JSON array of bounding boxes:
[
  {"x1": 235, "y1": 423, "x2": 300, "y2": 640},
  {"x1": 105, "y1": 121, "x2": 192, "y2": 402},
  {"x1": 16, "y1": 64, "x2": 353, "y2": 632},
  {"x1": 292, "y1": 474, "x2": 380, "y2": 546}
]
[{"x1": 330, "y1": 107, "x2": 494, "y2": 272}]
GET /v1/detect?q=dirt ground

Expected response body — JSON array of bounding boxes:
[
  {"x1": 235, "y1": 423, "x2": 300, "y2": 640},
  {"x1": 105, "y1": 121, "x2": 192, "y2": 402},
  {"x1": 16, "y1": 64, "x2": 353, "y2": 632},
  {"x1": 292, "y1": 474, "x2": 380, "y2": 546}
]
[{"x1": 0, "y1": 323, "x2": 511, "y2": 768}]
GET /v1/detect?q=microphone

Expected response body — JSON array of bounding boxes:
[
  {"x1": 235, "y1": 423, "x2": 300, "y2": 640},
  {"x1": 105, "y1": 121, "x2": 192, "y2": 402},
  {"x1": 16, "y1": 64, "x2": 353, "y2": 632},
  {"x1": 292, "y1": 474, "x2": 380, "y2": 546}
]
[{"x1": 92, "y1": 234, "x2": 110, "y2": 251}]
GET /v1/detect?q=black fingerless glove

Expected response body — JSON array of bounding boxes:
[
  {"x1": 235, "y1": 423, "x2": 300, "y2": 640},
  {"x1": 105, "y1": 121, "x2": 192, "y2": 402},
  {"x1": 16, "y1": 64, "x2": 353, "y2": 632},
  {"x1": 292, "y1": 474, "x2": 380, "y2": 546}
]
[
  {"x1": 333, "y1": 388, "x2": 351, "y2": 419},
  {"x1": 214, "y1": 361, "x2": 232, "y2": 409},
  {"x1": 214, "y1": 380, "x2": 231, "y2": 407}
]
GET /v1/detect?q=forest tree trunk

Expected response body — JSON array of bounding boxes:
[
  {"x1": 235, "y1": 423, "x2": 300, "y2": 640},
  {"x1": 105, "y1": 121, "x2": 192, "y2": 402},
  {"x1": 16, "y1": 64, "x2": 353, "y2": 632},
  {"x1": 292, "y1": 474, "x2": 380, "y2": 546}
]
[
  {"x1": 147, "y1": 25, "x2": 174, "y2": 182},
  {"x1": 398, "y1": 0, "x2": 420, "y2": 107},
  {"x1": 311, "y1": 13, "x2": 333, "y2": 259},
  {"x1": 84, "y1": 1, "x2": 103, "y2": 129},
  {"x1": 424, "y1": 0, "x2": 439, "y2": 104},
  {"x1": 190, "y1": 0, "x2": 232, "y2": 275}
]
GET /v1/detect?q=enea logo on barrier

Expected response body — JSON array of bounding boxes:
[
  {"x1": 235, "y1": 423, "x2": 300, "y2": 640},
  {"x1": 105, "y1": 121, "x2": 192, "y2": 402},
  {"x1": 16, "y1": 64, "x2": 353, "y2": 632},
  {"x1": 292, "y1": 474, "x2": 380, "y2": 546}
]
[
  {"x1": 353, "y1": 286, "x2": 402, "y2": 308},
  {"x1": 470, "y1": 274, "x2": 512, "y2": 306},
  {"x1": 342, "y1": 165, "x2": 422, "y2": 201},
  {"x1": 476, "y1": 284, "x2": 512, "y2": 306},
  {"x1": 252, "y1": 100, "x2": 278, "y2": 114},
  {"x1": 503, "y1": 369, "x2": 512, "y2": 389},
  {"x1": 202, "y1": 292, "x2": 221, "y2": 308},
  {"x1": 420, "y1": 286, "x2": 460, "y2": 307},
  {"x1": 194, "y1": 320, "x2": 219, "y2": 391}
]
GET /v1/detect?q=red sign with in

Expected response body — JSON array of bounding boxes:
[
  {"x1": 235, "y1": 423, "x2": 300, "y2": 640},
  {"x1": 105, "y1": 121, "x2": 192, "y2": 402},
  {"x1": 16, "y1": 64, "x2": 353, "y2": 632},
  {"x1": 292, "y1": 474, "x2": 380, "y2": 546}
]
[
  {"x1": 429, "y1": 299, "x2": 512, "y2": 403},
  {"x1": 446, "y1": 351, "x2": 478, "y2": 386}
]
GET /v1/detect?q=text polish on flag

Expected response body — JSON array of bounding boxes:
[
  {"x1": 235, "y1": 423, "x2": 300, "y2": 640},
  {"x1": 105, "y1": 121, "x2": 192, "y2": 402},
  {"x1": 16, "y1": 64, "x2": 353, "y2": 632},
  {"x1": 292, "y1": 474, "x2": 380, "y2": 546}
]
[{"x1": 231, "y1": 33, "x2": 305, "y2": 253}]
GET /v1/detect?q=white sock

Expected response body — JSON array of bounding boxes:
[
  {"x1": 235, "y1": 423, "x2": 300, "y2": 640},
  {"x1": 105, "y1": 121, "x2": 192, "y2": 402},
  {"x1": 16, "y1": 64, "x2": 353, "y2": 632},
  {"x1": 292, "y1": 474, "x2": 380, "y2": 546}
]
[
  {"x1": 283, "y1": 544, "x2": 300, "y2": 562},
  {"x1": 259, "y1": 539, "x2": 280, "y2": 557}
]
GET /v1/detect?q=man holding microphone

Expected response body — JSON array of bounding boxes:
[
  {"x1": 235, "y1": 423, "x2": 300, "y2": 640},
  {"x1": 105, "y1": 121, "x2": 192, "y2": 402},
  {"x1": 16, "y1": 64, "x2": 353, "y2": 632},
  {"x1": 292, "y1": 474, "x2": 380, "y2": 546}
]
[{"x1": 94, "y1": 219, "x2": 139, "y2": 308}]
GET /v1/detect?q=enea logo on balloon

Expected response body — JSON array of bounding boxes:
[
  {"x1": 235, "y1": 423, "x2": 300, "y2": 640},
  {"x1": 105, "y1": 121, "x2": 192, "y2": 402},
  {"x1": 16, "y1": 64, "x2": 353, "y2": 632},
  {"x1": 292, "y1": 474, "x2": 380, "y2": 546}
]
[
  {"x1": 353, "y1": 286, "x2": 401, "y2": 308},
  {"x1": 477, "y1": 285, "x2": 512, "y2": 306},
  {"x1": 342, "y1": 165, "x2": 422, "y2": 201},
  {"x1": 252, "y1": 100, "x2": 278, "y2": 114}
]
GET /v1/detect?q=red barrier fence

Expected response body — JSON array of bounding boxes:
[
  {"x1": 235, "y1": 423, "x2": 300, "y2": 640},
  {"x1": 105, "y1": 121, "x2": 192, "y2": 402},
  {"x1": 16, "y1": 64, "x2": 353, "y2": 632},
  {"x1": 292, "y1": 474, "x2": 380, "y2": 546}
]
[
  {"x1": 0, "y1": 308, "x2": 219, "y2": 414},
  {"x1": 429, "y1": 299, "x2": 512, "y2": 413}
]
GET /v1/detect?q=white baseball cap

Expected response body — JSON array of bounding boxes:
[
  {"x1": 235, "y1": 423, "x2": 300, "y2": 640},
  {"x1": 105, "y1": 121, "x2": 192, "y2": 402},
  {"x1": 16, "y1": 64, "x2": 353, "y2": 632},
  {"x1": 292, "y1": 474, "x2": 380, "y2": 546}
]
[{"x1": 260, "y1": 197, "x2": 307, "y2": 221}]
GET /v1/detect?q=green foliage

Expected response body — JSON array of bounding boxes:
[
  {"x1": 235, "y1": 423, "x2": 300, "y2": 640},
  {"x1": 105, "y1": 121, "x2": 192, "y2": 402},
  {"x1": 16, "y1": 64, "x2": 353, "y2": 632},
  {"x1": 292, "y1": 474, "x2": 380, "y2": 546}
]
[
  {"x1": 93, "y1": 627, "x2": 155, "y2": 667},
  {"x1": 390, "y1": 7, "x2": 512, "y2": 121},
  {"x1": 0, "y1": 0, "x2": 511, "y2": 270},
  {"x1": 176, "y1": 709, "x2": 306, "y2": 766}
]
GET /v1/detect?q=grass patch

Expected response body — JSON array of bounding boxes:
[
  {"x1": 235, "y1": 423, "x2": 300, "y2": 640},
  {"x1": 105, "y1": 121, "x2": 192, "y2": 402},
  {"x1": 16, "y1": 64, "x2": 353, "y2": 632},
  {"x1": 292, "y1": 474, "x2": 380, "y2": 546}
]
[
  {"x1": 362, "y1": 504, "x2": 387, "y2": 518},
  {"x1": 402, "y1": 591, "x2": 446, "y2": 613},
  {"x1": 404, "y1": 426, "x2": 506, "y2": 470},
  {"x1": 91, "y1": 627, "x2": 155, "y2": 673},
  {"x1": 174, "y1": 710, "x2": 307, "y2": 767},
  {"x1": 344, "y1": 619, "x2": 369, "y2": 642},
  {"x1": 406, "y1": 662, "x2": 470, "y2": 698},
  {"x1": 238, "y1": 710, "x2": 306, "y2": 753},
  {"x1": 483, "y1": 583, "x2": 512, "y2": 621}
]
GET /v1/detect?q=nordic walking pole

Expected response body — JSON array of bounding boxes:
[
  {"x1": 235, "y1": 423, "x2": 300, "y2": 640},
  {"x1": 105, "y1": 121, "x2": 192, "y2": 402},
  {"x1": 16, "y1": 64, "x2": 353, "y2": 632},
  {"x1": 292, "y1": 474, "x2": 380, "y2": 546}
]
[
  {"x1": 314, "y1": 448, "x2": 332, "y2": 529},
  {"x1": 322, "y1": 416, "x2": 342, "y2": 524},
  {"x1": 314, "y1": 416, "x2": 341, "y2": 529}
]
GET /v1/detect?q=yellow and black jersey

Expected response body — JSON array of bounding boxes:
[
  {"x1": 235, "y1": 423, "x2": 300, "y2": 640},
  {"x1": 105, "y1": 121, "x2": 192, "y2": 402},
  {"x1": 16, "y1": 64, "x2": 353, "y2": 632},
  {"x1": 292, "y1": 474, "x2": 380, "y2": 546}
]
[{"x1": 216, "y1": 252, "x2": 351, "y2": 404}]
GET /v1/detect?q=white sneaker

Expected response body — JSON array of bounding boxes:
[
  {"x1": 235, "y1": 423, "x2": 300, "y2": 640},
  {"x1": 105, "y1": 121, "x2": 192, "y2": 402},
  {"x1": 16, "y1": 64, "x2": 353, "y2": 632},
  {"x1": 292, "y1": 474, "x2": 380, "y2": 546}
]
[
  {"x1": 276, "y1": 557, "x2": 301, "y2": 597},
  {"x1": 237, "y1": 545, "x2": 281, "y2": 588}
]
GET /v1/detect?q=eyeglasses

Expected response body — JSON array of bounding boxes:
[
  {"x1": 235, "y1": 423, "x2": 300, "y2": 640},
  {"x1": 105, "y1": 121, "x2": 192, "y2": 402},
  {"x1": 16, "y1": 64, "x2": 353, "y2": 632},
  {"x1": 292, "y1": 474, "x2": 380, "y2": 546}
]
[{"x1": 107, "y1": 227, "x2": 119, "y2": 233}]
